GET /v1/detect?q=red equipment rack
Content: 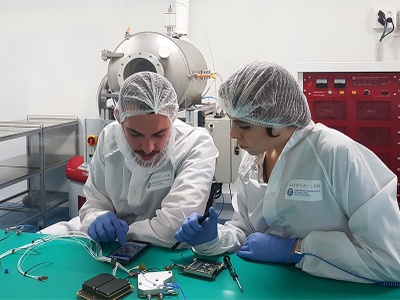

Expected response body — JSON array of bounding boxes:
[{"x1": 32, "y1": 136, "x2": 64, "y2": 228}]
[{"x1": 303, "y1": 71, "x2": 400, "y2": 202}]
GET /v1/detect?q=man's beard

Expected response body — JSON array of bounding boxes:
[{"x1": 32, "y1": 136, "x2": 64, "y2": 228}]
[
  {"x1": 131, "y1": 144, "x2": 168, "y2": 168},
  {"x1": 129, "y1": 128, "x2": 175, "y2": 171}
]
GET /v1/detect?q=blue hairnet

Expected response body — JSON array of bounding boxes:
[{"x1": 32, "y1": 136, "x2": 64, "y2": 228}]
[
  {"x1": 218, "y1": 61, "x2": 311, "y2": 128},
  {"x1": 116, "y1": 72, "x2": 179, "y2": 123}
]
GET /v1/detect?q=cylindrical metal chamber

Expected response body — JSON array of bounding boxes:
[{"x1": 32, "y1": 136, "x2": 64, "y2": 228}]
[{"x1": 107, "y1": 31, "x2": 208, "y2": 108}]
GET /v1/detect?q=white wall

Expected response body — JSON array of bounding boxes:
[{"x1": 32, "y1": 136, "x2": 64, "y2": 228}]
[{"x1": 1, "y1": 0, "x2": 399, "y2": 147}]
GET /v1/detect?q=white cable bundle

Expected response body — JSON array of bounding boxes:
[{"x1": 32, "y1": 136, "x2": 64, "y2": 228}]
[{"x1": 0, "y1": 231, "x2": 138, "y2": 281}]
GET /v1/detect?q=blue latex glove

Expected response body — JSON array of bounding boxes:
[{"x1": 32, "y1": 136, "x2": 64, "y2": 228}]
[
  {"x1": 174, "y1": 207, "x2": 219, "y2": 246},
  {"x1": 88, "y1": 211, "x2": 129, "y2": 245},
  {"x1": 236, "y1": 232, "x2": 297, "y2": 264}
]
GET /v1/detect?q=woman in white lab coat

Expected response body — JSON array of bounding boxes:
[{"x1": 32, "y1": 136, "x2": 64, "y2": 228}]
[
  {"x1": 78, "y1": 72, "x2": 218, "y2": 248},
  {"x1": 175, "y1": 61, "x2": 400, "y2": 284}
]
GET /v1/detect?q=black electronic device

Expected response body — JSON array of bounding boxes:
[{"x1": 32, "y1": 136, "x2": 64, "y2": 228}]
[
  {"x1": 77, "y1": 273, "x2": 133, "y2": 300},
  {"x1": 107, "y1": 239, "x2": 151, "y2": 265}
]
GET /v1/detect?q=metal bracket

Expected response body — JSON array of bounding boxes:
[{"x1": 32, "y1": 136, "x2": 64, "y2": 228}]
[
  {"x1": 101, "y1": 49, "x2": 124, "y2": 62},
  {"x1": 137, "y1": 271, "x2": 178, "y2": 298}
]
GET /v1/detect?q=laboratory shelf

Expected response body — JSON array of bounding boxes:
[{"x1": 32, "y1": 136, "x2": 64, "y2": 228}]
[
  {"x1": 0, "y1": 153, "x2": 74, "y2": 169},
  {"x1": 0, "y1": 210, "x2": 40, "y2": 230},
  {"x1": 0, "y1": 115, "x2": 79, "y2": 229},
  {"x1": 0, "y1": 153, "x2": 73, "y2": 189},
  {"x1": 0, "y1": 127, "x2": 41, "y2": 141},
  {"x1": 0, "y1": 190, "x2": 68, "y2": 211},
  {"x1": 0, "y1": 166, "x2": 41, "y2": 189},
  {"x1": 0, "y1": 190, "x2": 69, "y2": 229}
]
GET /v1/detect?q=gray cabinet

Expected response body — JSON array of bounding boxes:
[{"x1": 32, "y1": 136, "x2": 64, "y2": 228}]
[{"x1": 0, "y1": 115, "x2": 79, "y2": 229}]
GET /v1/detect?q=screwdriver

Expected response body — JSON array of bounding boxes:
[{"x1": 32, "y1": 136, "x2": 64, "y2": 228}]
[
  {"x1": 171, "y1": 210, "x2": 210, "y2": 250},
  {"x1": 223, "y1": 255, "x2": 243, "y2": 293}
]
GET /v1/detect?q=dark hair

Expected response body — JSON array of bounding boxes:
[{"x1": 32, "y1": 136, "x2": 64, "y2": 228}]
[{"x1": 266, "y1": 127, "x2": 279, "y2": 138}]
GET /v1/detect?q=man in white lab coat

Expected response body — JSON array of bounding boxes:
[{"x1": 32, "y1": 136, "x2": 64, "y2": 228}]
[
  {"x1": 44, "y1": 72, "x2": 218, "y2": 248},
  {"x1": 175, "y1": 61, "x2": 400, "y2": 284}
]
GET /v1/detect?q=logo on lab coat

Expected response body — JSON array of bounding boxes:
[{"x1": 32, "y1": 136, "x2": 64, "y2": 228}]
[
  {"x1": 285, "y1": 180, "x2": 322, "y2": 201},
  {"x1": 147, "y1": 170, "x2": 173, "y2": 191}
]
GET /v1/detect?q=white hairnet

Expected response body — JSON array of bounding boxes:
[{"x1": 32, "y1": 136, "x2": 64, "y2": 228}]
[
  {"x1": 115, "y1": 72, "x2": 179, "y2": 123},
  {"x1": 218, "y1": 61, "x2": 311, "y2": 128}
]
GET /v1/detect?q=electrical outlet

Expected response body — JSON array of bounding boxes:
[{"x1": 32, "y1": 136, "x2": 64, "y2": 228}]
[
  {"x1": 398, "y1": 11, "x2": 400, "y2": 31},
  {"x1": 373, "y1": 7, "x2": 397, "y2": 29}
]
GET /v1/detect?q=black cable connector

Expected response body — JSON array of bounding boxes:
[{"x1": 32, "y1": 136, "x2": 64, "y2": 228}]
[{"x1": 377, "y1": 10, "x2": 386, "y2": 26}]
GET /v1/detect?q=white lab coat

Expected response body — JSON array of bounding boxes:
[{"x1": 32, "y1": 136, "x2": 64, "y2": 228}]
[
  {"x1": 194, "y1": 121, "x2": 400, "y2": 283},
  {"x1": 79, "y1": 119, "x2": 218, "y2": 248}
]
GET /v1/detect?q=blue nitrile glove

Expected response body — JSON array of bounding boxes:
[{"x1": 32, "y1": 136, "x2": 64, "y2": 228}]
[
  {"x1": 174, "y1": 207, "x2": 219, "y2": 246},
  {"x1": 88, "y1": 211, "x2": 129, "y2": 245},
  {"x1": 236, "y1": 232, "x2": 297, "y2": 264}
]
